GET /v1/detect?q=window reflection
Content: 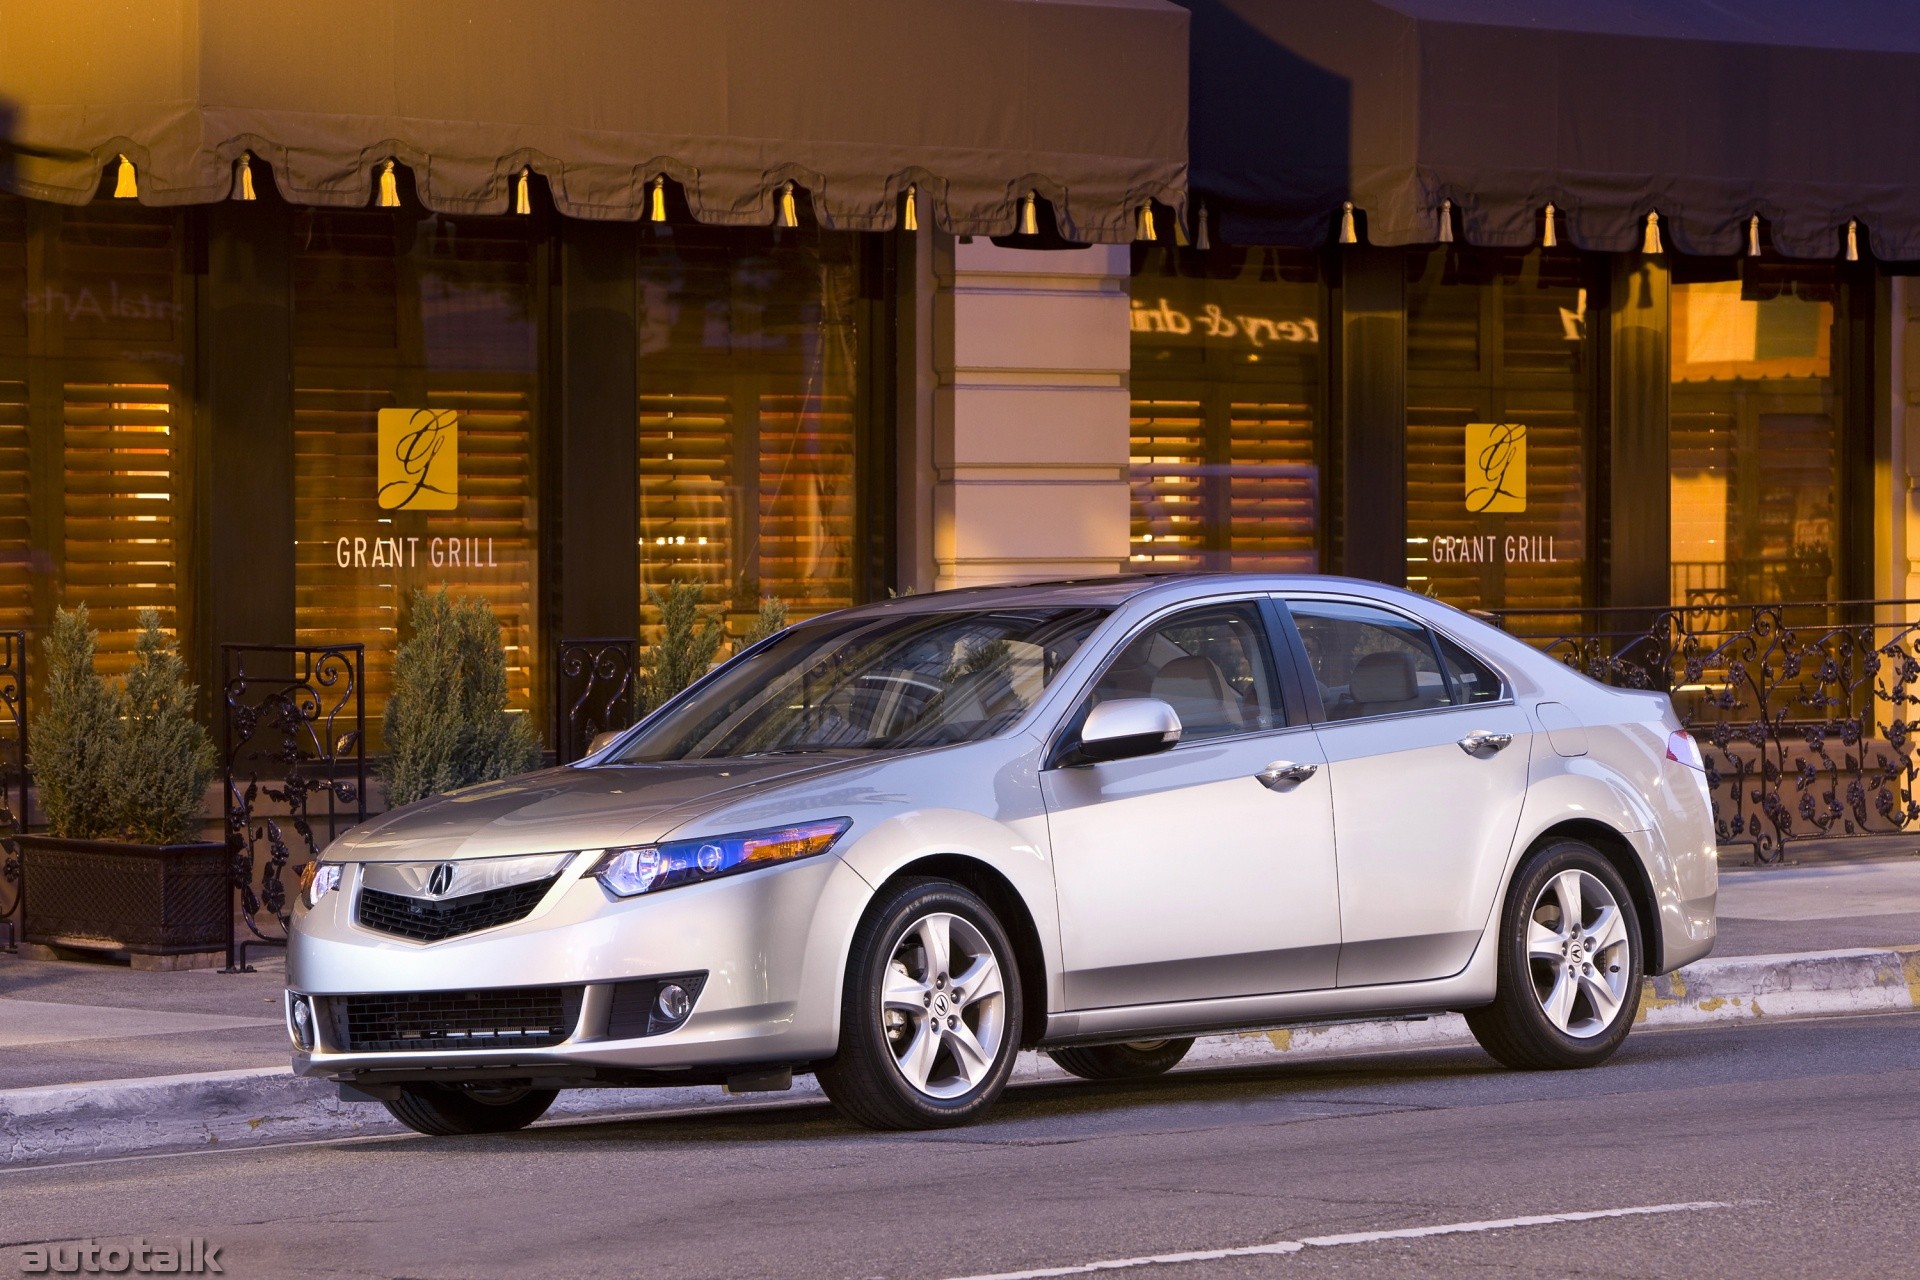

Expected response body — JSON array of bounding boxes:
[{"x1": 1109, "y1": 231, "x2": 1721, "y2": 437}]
[{"x1": 1669, "y1": 270, "x2": 1839, "y2": 608}]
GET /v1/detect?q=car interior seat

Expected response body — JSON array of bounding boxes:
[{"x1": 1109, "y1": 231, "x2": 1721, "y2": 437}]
[{"x1": 1149, "y1": 654, "x2": 1247, "y2": 736}]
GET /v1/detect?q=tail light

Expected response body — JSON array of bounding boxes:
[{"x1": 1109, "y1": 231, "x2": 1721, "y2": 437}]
[{"x1": 1665, "y1": 729, "x2": 1705, "y2": 771}]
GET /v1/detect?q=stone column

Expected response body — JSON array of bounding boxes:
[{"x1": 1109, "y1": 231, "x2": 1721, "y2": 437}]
[{"x1": 929, "y1": 239, "x2": 1132, "y2": 590}]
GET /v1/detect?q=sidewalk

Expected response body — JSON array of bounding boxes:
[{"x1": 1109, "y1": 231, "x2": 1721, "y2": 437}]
[{"x1": 4, "y1": 838, "x2": 1919, "y2": 1164}]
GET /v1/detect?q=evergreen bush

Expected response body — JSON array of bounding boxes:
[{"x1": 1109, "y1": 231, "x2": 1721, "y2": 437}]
[
  {"x1": 110, "y1": 609, "x2": 218, "y2": 845},
  {"x1": 34, "y1": 605, "x2": 121, "y2": 840},
  {"x1": 640, "y1": 581, "x2": 725, "y2": 711},
  {"x1": 382, "y1": 588, "x2": 543, "y2": 807},
  {"x1": 742, "y1": 595, "x2": 789, "y2": 648}
]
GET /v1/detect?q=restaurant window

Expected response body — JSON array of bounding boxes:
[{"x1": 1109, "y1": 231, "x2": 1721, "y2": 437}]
[
  {"x1": 1128, "y1": 246, "x2": 1327, "y2": 572},
  {"x1": 634, "y1": 227, "x2": 869, "y2": 637},
  {"x1": 292, "y1": 211, "x2": 542, "y2": 740},
  {"x1": 1669, "y1": 265, "x2": 1841, "y2": 608},
  {"x1": 0, "y1": 196, "x2": 190, "y2": 689},
  {"x1": 1404, "y1": 248, "x2": 1599, "y2": 621}
]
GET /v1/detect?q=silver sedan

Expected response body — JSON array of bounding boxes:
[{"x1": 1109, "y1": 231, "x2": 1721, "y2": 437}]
[{"x1": 287, "y1": 575, "x2": 1717, "y2": 1133}]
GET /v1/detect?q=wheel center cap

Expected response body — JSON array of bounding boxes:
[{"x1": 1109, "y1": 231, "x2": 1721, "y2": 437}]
[{"x1": 933, "y1": 994, "x2": 950, "y2": 1015}]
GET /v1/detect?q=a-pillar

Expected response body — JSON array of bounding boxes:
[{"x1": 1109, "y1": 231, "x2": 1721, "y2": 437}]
[{"x1": 928, "y1": 239, "x2": 1132, "y2": 590}]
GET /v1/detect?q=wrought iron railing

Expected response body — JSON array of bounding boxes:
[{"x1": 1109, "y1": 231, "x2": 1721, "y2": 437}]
[
  {"x1": 0, "y1": 631, "x2": 24, "y2": 952},
  {"x1": 1485, "y1": 599, "x2": 1920, "y2": 863},
  {"x1": 555, "y1": 637, "x2": 638, "y2": 764},
  {"x1": 221, "y1": 643, "x2": 366, "y2": 971}
]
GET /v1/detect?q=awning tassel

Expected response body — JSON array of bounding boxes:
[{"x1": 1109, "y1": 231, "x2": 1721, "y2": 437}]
[
  {"x1": 377, "y1": 159, "x2": 399, "y2": 208},
  {"x1": 1641, "y1": 210, "x2": 1663, "y2": 255},
  {"x1": 903, "y1": 184, "x2": 918, "y2": 233},
  {"x1": 112, "y1": 154, "x2": 137, "y2": 199},
  {"x1": 777, "y1": 181, "x2": 798, "y2": 229},
  {"x1": 236, "y1": 152, "x2": 256, "y2": 202},
  {"x1": 1338, "y1": 201, "x2": 1357, "y2": 245},
  {"x1": 650, "y1": 177, "x2": 668, "y2": 224},
  {"x1": 1137, "y1": 202, "x2": 1157, "y2": 242},
  {"x1": 1748, "y1": 215, "x2": 1762, "y2": 258},
  {"x1": 1020, "y1": 191, "x2": 1038, "y2": 237},
  {"x1": 1542, "y1": 203, "x2": 1558, "y2": 248},
  {"x1": 1847, "y1": 219, "x2": 1860, "y2": 261},
  {"x1": 1437, "y1": 198, "x2": 1454, "y2": 244},
  {"x1": 1194, "y1": 201, "x2": 1211, "y2": 253},
  {"x1": 515, "y1": 168, "x2": 531, "y2": 216}
]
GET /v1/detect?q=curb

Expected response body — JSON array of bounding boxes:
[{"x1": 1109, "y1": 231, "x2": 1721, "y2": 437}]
[{"x1": 6, "y1": 945, "x2": 1916, "y2": 1168}]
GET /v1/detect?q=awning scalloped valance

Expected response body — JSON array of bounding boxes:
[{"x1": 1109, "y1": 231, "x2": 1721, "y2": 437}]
[
  {"x1": 1184, "y1": 0, "x2": 1920, "y2": 260},
  {"x1": 0, "y1": 0, "x2": 1189, "y2": 243}
]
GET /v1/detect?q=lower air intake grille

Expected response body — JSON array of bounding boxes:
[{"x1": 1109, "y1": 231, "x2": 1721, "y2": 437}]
[
  {"x1": 330, "y1": 986, "x2": 585, "y2": 1053},
  {"x1": 356, "y1": 876, "x2": 557, "y2": 943}
]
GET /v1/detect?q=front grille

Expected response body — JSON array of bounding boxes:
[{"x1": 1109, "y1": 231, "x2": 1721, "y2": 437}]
[
  {"x1": 356, "y1": 876, "x2": 558, "y2": 943},
  {"x1": 329, "y1": 986, "x2": 585, "y2": 1053}
]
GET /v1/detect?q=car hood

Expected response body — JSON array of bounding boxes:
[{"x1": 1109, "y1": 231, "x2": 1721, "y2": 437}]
[{"x1": 329, "y1": 756, "x2": 871, "y2": 863}]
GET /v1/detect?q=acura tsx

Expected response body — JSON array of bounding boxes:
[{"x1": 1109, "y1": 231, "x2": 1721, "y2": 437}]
[{"x1": 287, "y1": 575, "x2": 1717, "y2": 1132}]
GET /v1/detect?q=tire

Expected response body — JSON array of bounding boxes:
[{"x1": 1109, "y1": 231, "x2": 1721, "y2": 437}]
[
  {"x1": 1047, "y1": 1038, "x2": 1195, "y2": 1081},
  {"x1": 817, "y1": 878, "x2": 1024, "y2": 1130},
  {"x1": 381, "y1": 1083, "x2": 559, "y2": 1136},
  {"x1": 1466, "y1": 838, "x2": 1645, "y2": 1071}
]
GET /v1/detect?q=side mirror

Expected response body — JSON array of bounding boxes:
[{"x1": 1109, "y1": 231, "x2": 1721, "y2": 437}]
[
  {"x1": 586, "y1": 730, "x2": 624, "y2": 757},
  {"x1": 1074, "y1": 698, "x2": 1182, "y2": 764}
]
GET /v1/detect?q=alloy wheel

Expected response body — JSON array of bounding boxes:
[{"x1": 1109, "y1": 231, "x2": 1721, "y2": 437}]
[
  {"x1": 1526, "y1": 868, "x2": 1632, "y2": 1039},
  {"x1": 880, "y1": 911, "x2": 1008, "y2": 1099}
]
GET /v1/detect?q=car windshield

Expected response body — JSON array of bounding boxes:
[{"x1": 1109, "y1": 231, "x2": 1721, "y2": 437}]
[{"x1": 612, "y1": 607, "x2": 1110, "y2": 762}]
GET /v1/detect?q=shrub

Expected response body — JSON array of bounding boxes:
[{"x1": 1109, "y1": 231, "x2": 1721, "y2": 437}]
[
  {"x1": 742, "y1": 595, "x2": 789, "y2": 648},
  {"x1": 34, "y1": 605, "x2": 121, "y2": 840},
  {"x1": 640, "y1": 581, "x2": 725, "y2": 711},
  {"x1": 382, "y1": 588, "x2": 543, "y2": 807},
  {"x1": 110, "y1": 609, "x2": 218, "y2": 845}
]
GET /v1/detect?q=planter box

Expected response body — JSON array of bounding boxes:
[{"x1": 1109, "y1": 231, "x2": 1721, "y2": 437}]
[{"x1": 16, "y1": 834, "x2": 228, "y2": 968}]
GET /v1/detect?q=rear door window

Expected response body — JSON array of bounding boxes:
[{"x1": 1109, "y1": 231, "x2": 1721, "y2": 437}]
[{"x1": 1285, "y1": 600, "x2": 1452, "y2": 722}]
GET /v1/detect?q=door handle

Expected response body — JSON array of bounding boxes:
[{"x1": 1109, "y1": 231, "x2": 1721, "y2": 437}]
[
  {"x1": 1256, "y1": 760, "x2": 1318, "y2": 790},
  {"x1": 1458, "y1": 730, "x2": 1514, "y2": 755}
]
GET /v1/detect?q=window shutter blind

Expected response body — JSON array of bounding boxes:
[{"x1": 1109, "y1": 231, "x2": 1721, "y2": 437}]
[
  {"x1": 757, "y1": 391, "x2": 855, "y2": 617},
  {"x1": 1225, "y1": 397, "x2": 1318, "y2": 571},
  {"x1": 637, "y1": 391, "x2": 735, "y2": 620},
  {"x1": 1128, "y1": 398, "x2": 1208, "y2": 569},
  {"x1": 0, "y1": 380, "x2": 27, "y2": 633}
]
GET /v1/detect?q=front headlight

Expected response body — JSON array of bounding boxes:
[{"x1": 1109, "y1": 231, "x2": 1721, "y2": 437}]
[
  {"x1": 299, "y1": 861, "x2": 343, "y2": 908},
  {"x1": 592, "y1": 818, "x2": 852, "y2": 898}
]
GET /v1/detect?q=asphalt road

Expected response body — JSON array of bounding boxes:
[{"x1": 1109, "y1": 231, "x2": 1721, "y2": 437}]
[{"x1": 3, "y1": 1013, "x2": 1917, "y2": 1280}]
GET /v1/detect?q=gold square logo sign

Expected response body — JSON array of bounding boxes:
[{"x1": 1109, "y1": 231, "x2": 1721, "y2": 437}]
[
  {"x1": 377, "y1": 408, "x2": 459, "y2": 511},
  {"x1": 1465, "y1": 422, "x2": 1526, "y2": 513}
]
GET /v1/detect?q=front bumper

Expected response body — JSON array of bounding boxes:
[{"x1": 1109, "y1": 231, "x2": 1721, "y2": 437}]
[{"x1": 287, "y1": 852, "x2": 874, "y2": 1082}]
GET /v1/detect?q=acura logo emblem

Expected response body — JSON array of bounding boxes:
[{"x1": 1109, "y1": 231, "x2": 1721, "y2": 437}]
[{"x1": 426, "y1": 863, "x2": 457, "y2": 897}]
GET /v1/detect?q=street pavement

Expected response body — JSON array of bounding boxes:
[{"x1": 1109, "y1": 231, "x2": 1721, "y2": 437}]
[{"x1": 1, "y1": 1012, "x2": 1915, "y2": 1279}]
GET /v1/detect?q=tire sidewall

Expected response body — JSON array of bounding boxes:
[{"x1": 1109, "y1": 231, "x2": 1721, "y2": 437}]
[
  {"x1": 1500, "y1": 841, "x2": 1645, "y2": 1065},
  {"x1": 847, "y1": 881, "x2": 1023, "y2": 1124}
]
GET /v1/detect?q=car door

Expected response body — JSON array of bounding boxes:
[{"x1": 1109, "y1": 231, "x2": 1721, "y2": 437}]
[
  {"x1": 1041, "y1": 599, "x2": 1340, "y2": 1009},
  {"x1": 1278, "y1": 596, "x2": 1533, "y2": 988}
]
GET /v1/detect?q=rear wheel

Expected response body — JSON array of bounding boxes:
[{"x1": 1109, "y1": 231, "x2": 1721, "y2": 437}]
[
  {"x1": 382, "y1": 1083, "x2": 559, "y2": 1136},
  {"x1": 1466, "y1": 839, "x2": 1644, "y2": 1070},
  {"x1": 818, "y1": 878, "x2": 1023, "y2": 1130},
  {"x1": 1047, "y1": 1038, "x2": 1195, "y2": 1081}
]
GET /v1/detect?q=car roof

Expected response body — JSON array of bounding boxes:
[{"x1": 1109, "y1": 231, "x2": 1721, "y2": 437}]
[{"x1": 831, "y1": 572, "x2": 1431, "y2": 618}]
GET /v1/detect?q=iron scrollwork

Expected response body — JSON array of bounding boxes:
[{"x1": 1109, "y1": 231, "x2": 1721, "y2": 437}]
[
  {"x1": 0, "y1": 631, "x2": 24, "y2": 951},
  {"x1": 1489, "y1": 600, "x2": 1920, "y2": 863},
  {"x1": 222, "y1": 643, "x2": 366, "y2": 971},
  {"x1": 555, "y1": 638, "x2": 637, "y2": 764}
]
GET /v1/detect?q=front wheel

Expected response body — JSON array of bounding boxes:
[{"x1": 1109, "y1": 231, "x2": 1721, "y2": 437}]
[
  {"x1": 817, "y1": 879, "x2": 1023, "y2": 1130},
  {"x1": 382, "y1": 1083, "x2": 559, "y2": 1136},
  {"x1": 1466, "y1": 839, "x2": 1644, "y2": 1070},
  {"x1": 1047, "y1": 1039, "x2": 1195, "y2": 1081}
]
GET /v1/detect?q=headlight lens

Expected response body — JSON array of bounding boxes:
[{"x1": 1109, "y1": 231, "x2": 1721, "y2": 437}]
[
  {"x1": 299, "y1": 861, "x2": 343, "y2": 908},
  {"x1": 593, "y1": 818, "x2": 851, "y2": 898}
]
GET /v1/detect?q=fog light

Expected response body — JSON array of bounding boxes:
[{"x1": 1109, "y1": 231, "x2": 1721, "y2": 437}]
[
  {"x1": 289, "y1": 994, "x2": 315, "y2": 1051},
  {"x1": 655, "y1": 983, "x2": 692, "y2": 1023}
]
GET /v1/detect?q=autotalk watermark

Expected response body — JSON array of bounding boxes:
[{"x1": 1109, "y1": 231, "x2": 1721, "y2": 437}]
[{"x1": 16, "y1": 1239, "x2": 223, "y2": 1274}]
